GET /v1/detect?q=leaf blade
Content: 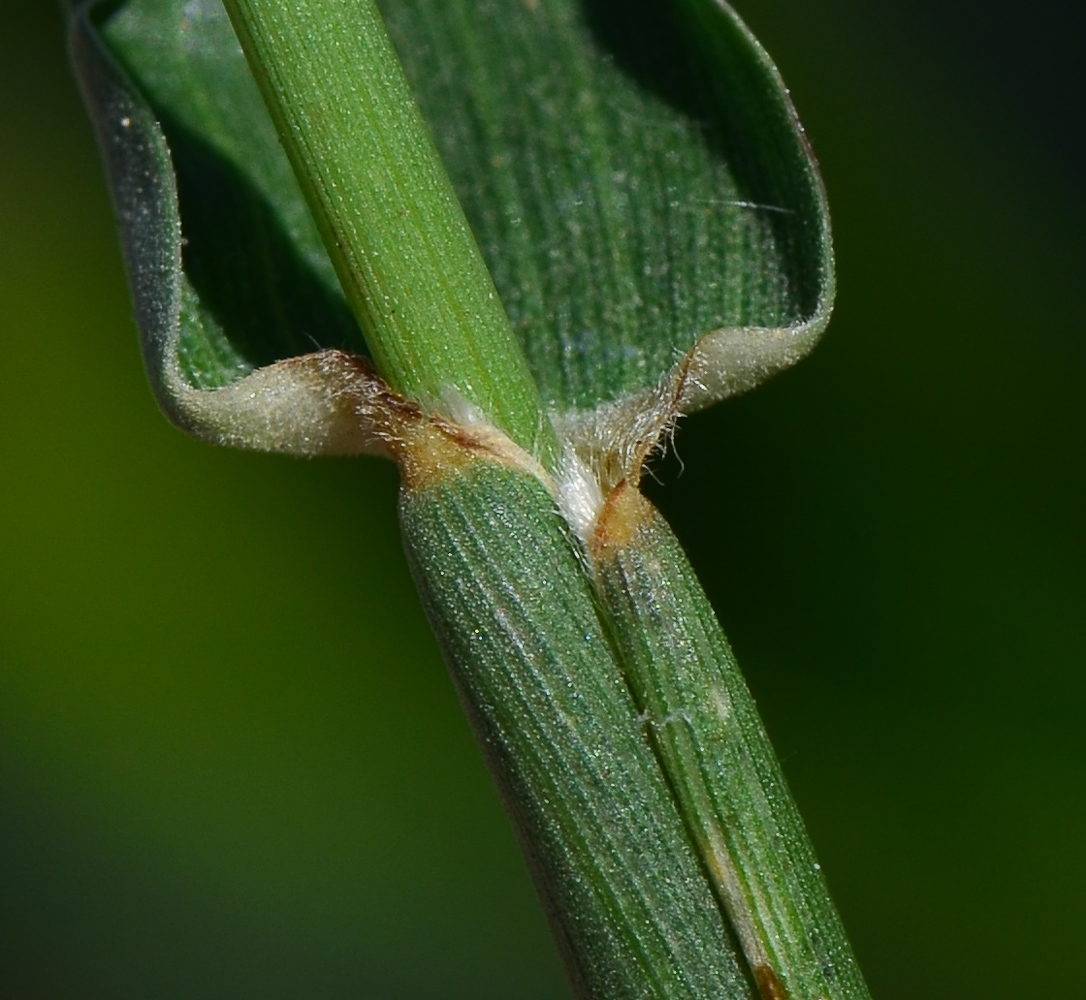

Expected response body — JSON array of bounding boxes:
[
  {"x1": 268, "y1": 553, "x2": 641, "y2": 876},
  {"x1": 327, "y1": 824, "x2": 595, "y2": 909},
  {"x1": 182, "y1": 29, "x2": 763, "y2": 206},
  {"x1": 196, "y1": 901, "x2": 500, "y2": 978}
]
[
  {"x1": 70, "y1": 0, "x2": 406, "y2": 456},
  {"x1": 99, "y1": 0, "x2": 367, "y2": 378},
  {"x1": 78, "y1": 0, "x2": 832, "y2": 434},
  {"x1": 381, "y1": 0, "x2": 833, "y2": 414}
]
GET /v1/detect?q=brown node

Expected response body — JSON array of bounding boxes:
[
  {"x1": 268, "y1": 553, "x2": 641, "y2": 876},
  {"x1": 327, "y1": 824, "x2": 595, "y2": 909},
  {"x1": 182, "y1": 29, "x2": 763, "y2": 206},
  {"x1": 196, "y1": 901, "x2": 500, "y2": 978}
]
[
  {"x1": 396, "y1": 419, "x2": 483, "y2": 491},
  {"x1": 754, "y1": 965, "x2": 791, "y2": 1000},
  {"x1": 589, "y1": 479, "x2": 656, "y2": 558},
  {"x1": 394, "y1": 412, "x2": 551, "y2": 494}
]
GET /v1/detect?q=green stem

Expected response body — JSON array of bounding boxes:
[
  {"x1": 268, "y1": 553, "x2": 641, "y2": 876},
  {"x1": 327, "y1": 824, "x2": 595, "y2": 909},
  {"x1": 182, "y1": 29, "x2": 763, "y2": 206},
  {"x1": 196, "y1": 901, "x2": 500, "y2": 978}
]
[{"x1": 220, "y1": 0, "x2": 553, "y2": 459}]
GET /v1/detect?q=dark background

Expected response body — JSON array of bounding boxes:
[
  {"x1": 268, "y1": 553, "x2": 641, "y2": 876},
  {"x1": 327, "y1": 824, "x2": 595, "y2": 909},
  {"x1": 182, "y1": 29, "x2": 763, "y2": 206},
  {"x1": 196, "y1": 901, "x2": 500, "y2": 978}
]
[{"x1": 2, "y1": 1, "x2": 1082, "y2": 997}]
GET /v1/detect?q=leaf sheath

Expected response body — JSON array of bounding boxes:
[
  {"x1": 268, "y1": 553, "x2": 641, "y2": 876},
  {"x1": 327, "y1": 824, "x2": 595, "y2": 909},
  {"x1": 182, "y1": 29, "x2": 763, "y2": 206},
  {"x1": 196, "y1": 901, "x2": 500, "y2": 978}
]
[
  {"x1": 591, "y1": 484, "x2": 872, "y2": 1000},
  {"x1": 400, "y1": 457, "x2": 758, "y2": 1000}
]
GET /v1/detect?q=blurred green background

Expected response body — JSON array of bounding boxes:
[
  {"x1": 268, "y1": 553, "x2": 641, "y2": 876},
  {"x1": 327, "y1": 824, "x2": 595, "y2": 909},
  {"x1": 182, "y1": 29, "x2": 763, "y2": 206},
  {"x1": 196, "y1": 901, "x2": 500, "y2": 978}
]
[{"x1": 1, "y1": 1, "x2": 1082, "y2": 997}]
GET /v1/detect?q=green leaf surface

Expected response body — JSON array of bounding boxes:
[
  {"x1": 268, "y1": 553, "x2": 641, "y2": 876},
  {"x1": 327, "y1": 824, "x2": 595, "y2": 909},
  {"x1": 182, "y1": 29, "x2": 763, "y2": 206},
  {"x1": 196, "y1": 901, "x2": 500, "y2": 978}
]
[
  {"x1": 71, "y1": 0, "x2": 831, "y2": 438},
  {"x1": 91, "y1": 0, "x2": 365, "y2": 384},
  {"x1": 382, "y1": 0, "x2": 833, "y2": 414},
  {"x1": 68, "y1": 0, "x2": 395, "y2": 456}
]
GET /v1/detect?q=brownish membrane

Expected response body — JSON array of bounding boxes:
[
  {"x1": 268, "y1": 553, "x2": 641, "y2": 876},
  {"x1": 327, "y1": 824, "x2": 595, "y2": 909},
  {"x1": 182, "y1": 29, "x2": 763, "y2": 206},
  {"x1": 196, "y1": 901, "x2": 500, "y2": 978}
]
[
  {"x1": 754, "y1": 965, "x2": 790, "y2": 1000},
  {"x1": 590, "y1": 480, "x2": 656, "y2": 558},
  {"x1": 393, "y1": 406, "x2": 551, "y2": 495}
]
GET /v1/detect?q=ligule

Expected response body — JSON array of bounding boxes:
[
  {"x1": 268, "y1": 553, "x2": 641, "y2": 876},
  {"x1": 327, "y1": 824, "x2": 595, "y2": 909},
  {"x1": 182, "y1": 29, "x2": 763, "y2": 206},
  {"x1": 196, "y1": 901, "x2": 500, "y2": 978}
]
[
  {"x1": 589, "y1": 482, "x2": 873, "y2": 1000},
  {"x1": 399, "y1": 456, "x2": 758, "y2": 1000}
]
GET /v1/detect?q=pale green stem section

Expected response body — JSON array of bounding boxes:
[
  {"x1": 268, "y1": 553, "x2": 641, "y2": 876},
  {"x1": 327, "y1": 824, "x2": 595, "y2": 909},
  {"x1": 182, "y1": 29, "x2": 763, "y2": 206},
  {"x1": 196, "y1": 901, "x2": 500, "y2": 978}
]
[
  {"x1": 400, "y1": 460, "x2": 757, "y2": 1000},
  {"x1": 220, "y1": 0, "x2": 553, "y2": 459},
  {"x1": 592, "y1": 488, "x2": 873, "y2": 1000}
]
